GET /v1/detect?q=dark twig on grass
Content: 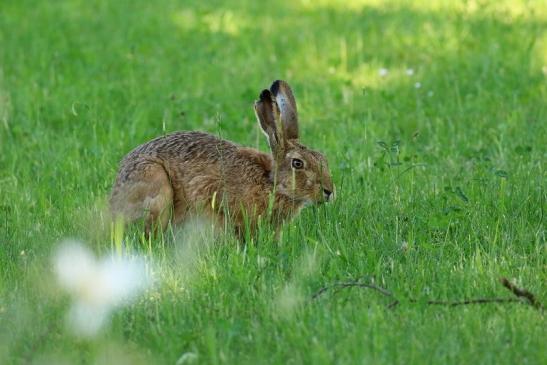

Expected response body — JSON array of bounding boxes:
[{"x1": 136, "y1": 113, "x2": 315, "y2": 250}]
[
  {"x1": 312, "y1": 277, "x2": 543, "y2": 311},
  {"x1": 311, "y1": 280, "x2": 394, "y2": 300},
  {"x1": 500, "y1": 277, "x2": 544, "y2": 310},
  {"x1": 419, "y1": 298, "x2": 521, "y2": 307}
]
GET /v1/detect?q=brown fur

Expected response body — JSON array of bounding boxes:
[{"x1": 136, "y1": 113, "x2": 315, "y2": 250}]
[{"x1": 110, "y1": 80, "x2": 334, "y2": 239}]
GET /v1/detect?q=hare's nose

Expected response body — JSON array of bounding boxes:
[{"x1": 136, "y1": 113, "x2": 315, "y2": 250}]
[{"x1": 323, "y1": 189, "x2": 332, "y2": 201}]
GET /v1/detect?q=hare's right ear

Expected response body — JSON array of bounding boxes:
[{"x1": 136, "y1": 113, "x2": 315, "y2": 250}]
[
  {"x1": 270, "y1": 80, "x2": 299, "y2": 140},
  {"x1": 254, "y1": 89, "x2": 284, "y2": 154}
]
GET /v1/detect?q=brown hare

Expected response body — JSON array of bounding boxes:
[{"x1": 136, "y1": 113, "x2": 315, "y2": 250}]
[{"x1": 110, "y1": 80, "x2": 334, "y2": 239}]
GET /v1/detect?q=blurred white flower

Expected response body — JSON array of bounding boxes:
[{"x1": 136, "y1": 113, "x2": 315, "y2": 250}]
[
  {"x1": 378, "y1": 68, "x2": 389, "y2": 77},
  {"x1": 274, "y1": 283, "x2": 304, "y2": 319},
  {"x1": 53, "y1": 240, "x2": 152, "y2": 337},
  {"x1": 406, "y1": 68, "x2": 414, "y2": 76},
  {"x1": 257, "y1": 255, "x2": 269, "y2": 269},
  {"x1": 414, "y1": 82, "x2": 422, "y2": 89},
  {"x1": 176, "y1": 352, "x2": 199, "y2": 364}
]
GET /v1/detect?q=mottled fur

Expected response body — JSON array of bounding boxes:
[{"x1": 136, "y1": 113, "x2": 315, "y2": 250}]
[{"x1": 110, "y1": 80, "x2": 334, "y2": 238}]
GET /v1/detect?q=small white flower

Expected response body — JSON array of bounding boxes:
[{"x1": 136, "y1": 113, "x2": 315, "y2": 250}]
[
  {"x1": 406, "y1": 68, "x2": 414, "y2": 76},
  {"x1": 414, "y1": 82, "x2": 422, "y2": 89},
  {"x1": 257, "y1": 255, "x2": 269, "y2": 269},
  {"x1": 176, "y1": 352, "x2": 199, "y2": 364},
  {"x1": 54, "y1": 240, "x2": 152, "y2": 337},
  {"x1": 378, "y1": 68, "x2": 389, "y2": 77},
  {"x1": 274, "y1": 283, "x2": 303, "y2": 318}
]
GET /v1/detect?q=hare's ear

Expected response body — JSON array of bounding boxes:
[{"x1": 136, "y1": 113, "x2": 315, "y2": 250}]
[
  {"x1": 254, "y1": 89, "x2": 284, "y2": 154},
  {"x1": 270, "y1": 80, "x2": 298, "y2": 140}
]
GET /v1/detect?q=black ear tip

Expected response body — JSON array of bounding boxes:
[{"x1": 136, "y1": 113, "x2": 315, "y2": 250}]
[
  {"x1": 271, "y1": 80, "x2": 281, "y2": 94},
  {"x1": 259, "y1": 89, "x2": 272, "y2": 102},
  {"x1": 270, "y1": 80, "x2": 282, "y2": 95}
]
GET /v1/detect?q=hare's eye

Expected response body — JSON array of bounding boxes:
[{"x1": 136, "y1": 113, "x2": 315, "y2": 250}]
[{"x1": 291, "y1": 158, "x2": 304, "y2": 169}]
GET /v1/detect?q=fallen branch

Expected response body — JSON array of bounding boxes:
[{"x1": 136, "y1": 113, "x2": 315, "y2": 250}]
[
  {"x1": 419, "y1": 298, "x2": 521, "y2": 307},
  {"x1": 500, "y1": 277, "x2": 543, "y2": 310},
  {"x1": 312, "y1": 277, "x2": 543, "y2": 311},
  {"x1": 386, "y1": 297, "x2": 521, "y2": 309},
  {"x1": 311, "y1": 280, "x2": 393, "y2": 300}
]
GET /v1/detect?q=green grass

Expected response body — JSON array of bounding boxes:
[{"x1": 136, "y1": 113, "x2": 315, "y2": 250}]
[{"x1": 1, "y1": 0, "x2": 546, "y2": 363}]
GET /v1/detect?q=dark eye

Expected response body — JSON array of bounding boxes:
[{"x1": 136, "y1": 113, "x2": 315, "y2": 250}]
[{"x1": 291, "y1": 158, "x2": 304, "y2": 169}]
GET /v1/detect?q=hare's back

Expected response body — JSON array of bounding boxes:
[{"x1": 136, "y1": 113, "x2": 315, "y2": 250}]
[
  {"x1": 127, "y1": 131, "x2": 237, "y2": 160},
  {"x1": 113, "y1": 131, "x2": 236, "y2": 185}
]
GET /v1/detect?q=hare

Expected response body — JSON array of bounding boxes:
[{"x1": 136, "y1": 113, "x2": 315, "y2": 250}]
[{"x1": 110, "y1": 80, "x2": 334, "y2": 239}]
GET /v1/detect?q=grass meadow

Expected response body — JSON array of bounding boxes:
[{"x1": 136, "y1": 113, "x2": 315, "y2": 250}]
[{"x1": 0, "y1": 0, "x2": 546, "y2": 363}]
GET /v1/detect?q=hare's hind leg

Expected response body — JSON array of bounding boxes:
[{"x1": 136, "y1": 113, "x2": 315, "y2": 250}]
[{"x1": 110, "y1": 163, "x2": 174, "y2": 237}]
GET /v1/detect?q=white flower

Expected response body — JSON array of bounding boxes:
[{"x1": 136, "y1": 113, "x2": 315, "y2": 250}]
[
  {"x1": 378, "y1": 68, "x2": 389, "y2": 77},
  {"x1": 54, "y1": 241, "x2": 152, "y2": 337},
  {"x1": 406, "y1": 68, "x2": 414, "y2": 76},
  {"x1": 414, "y1": 82, "x2": 422, "y2": 89},
  {"x1": 274, "y1": 283, "x2": 304, "y2": 318},
  {"x1": 176, "y1": 352, "x2": 199, "y2": 364}
]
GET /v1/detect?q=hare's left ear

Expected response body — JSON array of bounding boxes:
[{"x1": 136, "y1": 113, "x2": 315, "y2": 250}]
[
  {"x1": 254, "y1": 89, "x2": 284, "y2": 155},
  {"x1": 270, "y1": 80, "x2": 299, "y2": 140}
]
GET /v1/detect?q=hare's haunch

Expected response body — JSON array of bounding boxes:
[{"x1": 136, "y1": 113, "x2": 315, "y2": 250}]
[{"x1": 110, "y1": 80, "x2": 334, "y2": 238}]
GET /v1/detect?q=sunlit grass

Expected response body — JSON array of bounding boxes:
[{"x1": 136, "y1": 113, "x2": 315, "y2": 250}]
[
  {"x1": 298, "y1": 0, "x2": 547, "y2": 20},
  {"x1": 172, "y1": 9, "x2": 249, "y2": 35},
  {"x1": 0, "y1": 0, "x2": 545, "y2": 364}
]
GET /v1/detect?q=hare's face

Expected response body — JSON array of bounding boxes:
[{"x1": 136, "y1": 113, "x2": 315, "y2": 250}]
[
  {"x1": 254, "y1": 80, "x2": 334, "y2": 205},
  {"x1": 276, "y1": 141, "x2": 334, "y2": 205}
]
